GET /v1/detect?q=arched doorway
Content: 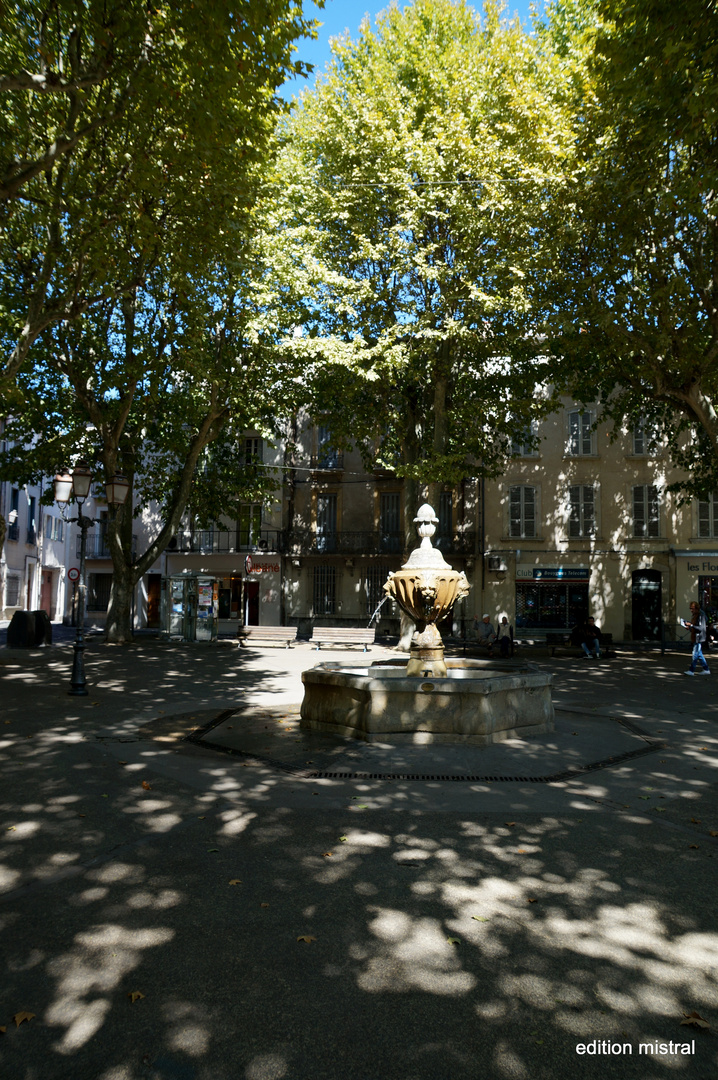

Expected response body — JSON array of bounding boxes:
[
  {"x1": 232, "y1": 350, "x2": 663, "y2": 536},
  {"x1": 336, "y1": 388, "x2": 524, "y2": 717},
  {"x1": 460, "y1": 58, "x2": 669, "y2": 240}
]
[{"x1": 631, "y1": 570, "x2": 662, "y2": 640}]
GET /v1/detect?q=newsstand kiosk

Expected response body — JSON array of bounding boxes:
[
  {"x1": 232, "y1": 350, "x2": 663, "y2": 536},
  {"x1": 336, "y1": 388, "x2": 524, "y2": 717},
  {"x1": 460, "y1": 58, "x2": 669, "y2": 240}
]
[{"x1": 161, "y1": 572, "x2": 219, "y2": 643}]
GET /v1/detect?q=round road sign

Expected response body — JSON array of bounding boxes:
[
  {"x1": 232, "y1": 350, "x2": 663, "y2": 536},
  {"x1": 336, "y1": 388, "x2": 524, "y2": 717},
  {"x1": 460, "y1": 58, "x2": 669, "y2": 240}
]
[{"x1": 67, "y1": 567, "x2": 80, "y2": 583}]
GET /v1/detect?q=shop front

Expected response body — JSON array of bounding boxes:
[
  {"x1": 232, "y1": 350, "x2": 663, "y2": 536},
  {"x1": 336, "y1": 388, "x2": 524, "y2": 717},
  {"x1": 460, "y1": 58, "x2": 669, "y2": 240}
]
[
  {"x1": 674, "y1": 550, "x2": 718, "y2": 628},
  {"x1": 165, "y1": 553, "x2": 282, "y2": 633},
  {"x1": 514, "y1": 565, "x2": 589, "y2": 630}
]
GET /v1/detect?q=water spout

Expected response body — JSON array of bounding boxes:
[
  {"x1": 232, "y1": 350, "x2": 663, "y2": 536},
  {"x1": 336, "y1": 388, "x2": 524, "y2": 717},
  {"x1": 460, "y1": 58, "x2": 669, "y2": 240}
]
[{"x1": 367, "y1": 594, "x2": 390, "y2": 629}]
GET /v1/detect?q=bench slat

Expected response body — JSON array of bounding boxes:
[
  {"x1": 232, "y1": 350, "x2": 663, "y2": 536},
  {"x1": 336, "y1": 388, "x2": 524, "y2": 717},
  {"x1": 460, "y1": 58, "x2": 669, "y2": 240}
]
[{"x1": 237, "y1": 626, "x2": 297, "y2": 648}]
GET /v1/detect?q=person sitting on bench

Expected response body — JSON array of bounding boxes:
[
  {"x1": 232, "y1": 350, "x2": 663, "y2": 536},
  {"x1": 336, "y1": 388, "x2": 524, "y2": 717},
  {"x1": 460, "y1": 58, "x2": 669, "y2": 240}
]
[
  {"x1": 581, "y1": 615, "x2": 601, "y2": 658},
  {"x1": 474, "y1": 614, "x2": 497, "y2": 656}
]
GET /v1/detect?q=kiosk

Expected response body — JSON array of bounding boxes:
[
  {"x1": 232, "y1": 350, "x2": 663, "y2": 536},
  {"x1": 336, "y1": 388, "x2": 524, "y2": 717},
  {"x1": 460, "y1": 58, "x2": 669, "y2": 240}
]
[{"x1": 162, "y1": 572, "x2": 218, "y2": 642}]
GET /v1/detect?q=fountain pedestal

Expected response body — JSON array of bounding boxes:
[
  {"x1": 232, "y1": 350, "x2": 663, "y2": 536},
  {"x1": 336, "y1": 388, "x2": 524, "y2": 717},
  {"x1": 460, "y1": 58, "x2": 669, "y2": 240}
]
[
  {"x1": 384, "y1": 505, "x2": 470, "y2": 677},
  {"x1": 299, "y1": 502, "x2": 555, "y2": 745}
]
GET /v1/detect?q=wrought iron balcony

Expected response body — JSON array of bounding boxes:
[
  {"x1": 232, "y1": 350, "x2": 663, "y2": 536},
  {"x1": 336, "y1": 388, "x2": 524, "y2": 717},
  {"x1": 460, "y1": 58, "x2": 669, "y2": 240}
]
[
  {"x1": 7, "y1": 522, "x2": 19, "y2": 542},
  {"x1": 288, "y1": 528, "x2": 477, "y2": 558},
  {"x1": 78, "y1": 534, "x2": 138, "y2": 559},
  {"x1": 309, "y1": 451, "x2": 344, "y2": 471},
  {"x1": 26, "y1": 527, "x2": 37, "y2": 546},
  {"x1": 170, "y1": 528, "x2": 284, "y2": 555}
]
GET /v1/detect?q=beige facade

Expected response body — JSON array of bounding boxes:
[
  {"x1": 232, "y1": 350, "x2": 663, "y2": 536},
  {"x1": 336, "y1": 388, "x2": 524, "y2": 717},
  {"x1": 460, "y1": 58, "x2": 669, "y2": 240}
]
[{"x1": 481, "y1": 399, "x2": 717, "y2": 642}]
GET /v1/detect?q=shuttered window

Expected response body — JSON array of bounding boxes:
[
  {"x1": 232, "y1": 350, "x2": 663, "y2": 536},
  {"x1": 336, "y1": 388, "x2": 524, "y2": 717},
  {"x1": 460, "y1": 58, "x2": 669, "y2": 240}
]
[
  {"x1": 698, "y1": 493, "x2": 718, "y2": 538},
  {"x1": 569, "y1": 485, "x2": 595, "y2": 537},
  {"x1": 510, "y1": 486, "x2": 536, "y2": 538},
  {"x1": 633, "y1": 485, "x2": 660, "y2": 537},
  {"x1": 568, "y1": 411, "x2": 594, "y2": 455}
]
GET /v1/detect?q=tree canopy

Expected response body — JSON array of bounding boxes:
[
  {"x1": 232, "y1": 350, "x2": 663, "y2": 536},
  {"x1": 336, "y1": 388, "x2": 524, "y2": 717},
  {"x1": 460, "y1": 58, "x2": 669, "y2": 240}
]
[
  {"x1": 270, "y1": 0, "x2": 580, "y2": 519},
  {"x1": 538, "y1": 0, "x2": 718, "y2": 496}
]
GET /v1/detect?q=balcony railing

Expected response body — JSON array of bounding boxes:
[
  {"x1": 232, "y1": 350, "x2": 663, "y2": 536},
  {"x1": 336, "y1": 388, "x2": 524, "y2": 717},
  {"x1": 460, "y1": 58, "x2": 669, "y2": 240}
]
[
  {"x1": 309, "y1": 451, "x2": 344, "y2": 471},
  {"x1": 170, "y1": 528, "x2": 284, "y2": 555},
  {"x1": 78, "y1": 534, "x2": 138, "y2": 559},
  {"x1": 288, "y1": 529, "x2": 477, "y2": 557},
  {"x1": 26, "y1": 527, "x2": 37, "y2": 546},
  {"x1": 7, "y1": 522, "x2": 19, "y2": 542}
]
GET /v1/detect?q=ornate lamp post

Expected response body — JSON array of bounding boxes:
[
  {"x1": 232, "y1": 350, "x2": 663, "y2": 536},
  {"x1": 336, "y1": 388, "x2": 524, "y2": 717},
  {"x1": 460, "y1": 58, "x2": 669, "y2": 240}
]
[{"x1": 54, "y1": 463, "x2": 130, "y2": 696}]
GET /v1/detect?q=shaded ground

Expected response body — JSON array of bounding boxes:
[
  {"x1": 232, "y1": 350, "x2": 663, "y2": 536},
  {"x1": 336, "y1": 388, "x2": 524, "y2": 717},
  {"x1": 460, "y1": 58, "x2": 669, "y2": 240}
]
[{"x1": 0, "y1": 640, "x2": 716, "y2": 1080}]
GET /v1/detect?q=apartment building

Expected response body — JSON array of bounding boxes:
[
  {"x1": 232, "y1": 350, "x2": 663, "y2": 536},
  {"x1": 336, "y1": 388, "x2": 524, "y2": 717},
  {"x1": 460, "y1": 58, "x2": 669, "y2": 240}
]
[
  {"x1": 481, "y1": 399, "x2": 718, "y2": 642},
  {"x1": 0, "y1": 475, "x2": 70, "y2": 622}
]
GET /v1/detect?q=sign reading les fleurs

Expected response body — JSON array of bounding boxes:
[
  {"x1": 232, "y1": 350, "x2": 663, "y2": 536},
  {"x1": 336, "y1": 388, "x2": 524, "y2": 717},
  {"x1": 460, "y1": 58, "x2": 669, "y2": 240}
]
[{"x1": 244, "y1": 555, "x2": 280, "y2": 575}]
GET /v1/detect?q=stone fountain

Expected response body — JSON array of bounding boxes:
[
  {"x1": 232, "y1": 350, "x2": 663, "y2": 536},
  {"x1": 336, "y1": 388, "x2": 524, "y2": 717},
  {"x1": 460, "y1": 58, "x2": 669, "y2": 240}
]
[{"x1": 300, "y1": 504, "x2": 554, "y2": 745}]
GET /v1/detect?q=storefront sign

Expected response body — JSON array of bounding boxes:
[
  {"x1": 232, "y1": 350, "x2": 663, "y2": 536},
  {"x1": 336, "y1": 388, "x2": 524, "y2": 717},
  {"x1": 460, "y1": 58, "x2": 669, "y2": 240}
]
[
  {"x1": 686, "y1": 561, "x2": 718, "y2": 573},
  {"x1": 244, "y1": 554, "x2": 280, "y2": 574},
  {"x1": 516, "y1": 566, "x2": 589, "y2": 581}
]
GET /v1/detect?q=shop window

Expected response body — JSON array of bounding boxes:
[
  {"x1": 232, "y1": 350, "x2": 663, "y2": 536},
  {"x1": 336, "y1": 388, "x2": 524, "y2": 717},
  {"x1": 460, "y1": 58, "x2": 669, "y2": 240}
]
[
  {"x1": 568, "y1": 485, "x2": 596, "y2": 537},
  {"x1": 88, "y1": 573, "x2": 113, "y2": 611},
  {"x1": 567, "y1": 410, "x2": 594, "y2": 456},
  {"x1": 515, "y1": 582, "x2": 588, "y2": 629},
  {"x1": 697, "y1": 493, "x2": 718, "y2": 538},
  {"x1": 632, "y1": 485, "x2": 660, "y2": 537},
  {"x1": 313, "y1": 565, "x2": 336, "y2": 616},
  {"x1": 510, "y1": 485, "x2": 536, "y2": 538}
]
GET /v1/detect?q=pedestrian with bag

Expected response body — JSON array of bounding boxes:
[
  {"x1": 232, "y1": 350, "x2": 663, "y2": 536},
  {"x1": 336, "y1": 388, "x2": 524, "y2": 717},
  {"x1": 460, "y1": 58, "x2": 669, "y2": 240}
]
[{"x1": 681, "y1": 601, "x2": 711, "y2": 675}]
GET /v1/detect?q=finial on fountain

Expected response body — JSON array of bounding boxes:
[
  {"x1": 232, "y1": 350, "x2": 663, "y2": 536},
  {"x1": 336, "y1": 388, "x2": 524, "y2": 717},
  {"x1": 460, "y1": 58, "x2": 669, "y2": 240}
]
[{"x1": 414, "y1": 503, "x2": 438, "y2": 546}]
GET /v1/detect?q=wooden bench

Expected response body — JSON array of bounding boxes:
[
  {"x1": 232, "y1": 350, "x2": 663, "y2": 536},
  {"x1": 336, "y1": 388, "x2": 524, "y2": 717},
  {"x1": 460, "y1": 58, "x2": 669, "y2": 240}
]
[
  {"x1": 310, "y1": 627, "x2": 377, "y2": 651},
  {"x1": 237, "y1": 625, "x2": 297, "y2": 648},
  {"x1": 545, "y1": 632, "x2": 614, "y2": 657}
]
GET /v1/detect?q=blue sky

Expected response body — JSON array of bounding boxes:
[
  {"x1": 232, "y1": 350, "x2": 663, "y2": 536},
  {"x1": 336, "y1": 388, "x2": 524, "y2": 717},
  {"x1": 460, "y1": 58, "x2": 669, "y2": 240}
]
[{"x1": 281, "y1": 0, "x2": 541, "y2": 99}]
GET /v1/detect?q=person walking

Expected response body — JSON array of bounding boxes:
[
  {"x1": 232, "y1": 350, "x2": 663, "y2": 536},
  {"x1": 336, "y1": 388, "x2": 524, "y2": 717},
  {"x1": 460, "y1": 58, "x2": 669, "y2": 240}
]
[{"x1": 682, "y1": 601, "x2": 711, "y2": 675}]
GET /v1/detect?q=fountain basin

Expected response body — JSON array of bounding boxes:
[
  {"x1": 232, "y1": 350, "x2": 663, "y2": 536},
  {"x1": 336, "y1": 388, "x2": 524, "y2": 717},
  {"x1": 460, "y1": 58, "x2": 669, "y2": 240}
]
[{"x1": 300, "y1": 658, "x2": 554, "y2": 745}]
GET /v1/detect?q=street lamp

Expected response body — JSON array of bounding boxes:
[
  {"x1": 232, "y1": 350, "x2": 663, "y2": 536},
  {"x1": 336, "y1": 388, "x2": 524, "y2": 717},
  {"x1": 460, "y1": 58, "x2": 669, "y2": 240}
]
[{"x1": 54, "y1": 463, "x2": 130, "y2": 696}]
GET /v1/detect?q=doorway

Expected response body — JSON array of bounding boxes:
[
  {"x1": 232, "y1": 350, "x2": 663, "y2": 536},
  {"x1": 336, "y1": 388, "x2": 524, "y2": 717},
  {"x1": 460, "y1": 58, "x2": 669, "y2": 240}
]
[
  {"x1": 40, "y1": 570, "x2": 53, "y2": 616},
  {"x1": 631, "y1": 570, "x2": 662, "y2": 640},
  {"x1": 147, "y1": 574, "x2": 162, "y2": 628},
  {"x1": 245, "y1": 580, "x2": 259, "y2": 625}
]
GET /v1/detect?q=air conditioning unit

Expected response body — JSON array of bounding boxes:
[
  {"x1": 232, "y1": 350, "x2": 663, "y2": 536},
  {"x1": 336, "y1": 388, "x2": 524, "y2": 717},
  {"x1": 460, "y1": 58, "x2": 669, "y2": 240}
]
[{"x1": 487, "y1": 555, "x2": 507, "y2": 572}]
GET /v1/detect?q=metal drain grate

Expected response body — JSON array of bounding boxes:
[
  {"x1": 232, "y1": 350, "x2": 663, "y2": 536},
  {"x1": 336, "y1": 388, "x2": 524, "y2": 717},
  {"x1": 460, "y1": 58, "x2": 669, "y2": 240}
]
[{"x1": 185, "y1": 715, "x2": 665, "y2": 782}]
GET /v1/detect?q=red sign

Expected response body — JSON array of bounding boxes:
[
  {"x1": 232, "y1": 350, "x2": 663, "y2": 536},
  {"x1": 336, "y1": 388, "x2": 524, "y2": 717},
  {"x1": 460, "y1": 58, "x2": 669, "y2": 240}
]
[
  {"x1": 245, "y1": 555, "x2": 280, "y2": 574},
  {"x1": 68, "y1": 567, "x2": 80, "y2": 582}
]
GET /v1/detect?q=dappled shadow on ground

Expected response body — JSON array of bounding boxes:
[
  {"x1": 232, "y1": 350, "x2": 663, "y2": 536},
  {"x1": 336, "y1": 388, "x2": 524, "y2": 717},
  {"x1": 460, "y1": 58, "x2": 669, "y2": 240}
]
[
  {"x1": 1, "y1": 772, "x2": 716, "y2": 1079},
  {"x1": 1, "y1": 644, "x2": 717, "y2": 1079}
]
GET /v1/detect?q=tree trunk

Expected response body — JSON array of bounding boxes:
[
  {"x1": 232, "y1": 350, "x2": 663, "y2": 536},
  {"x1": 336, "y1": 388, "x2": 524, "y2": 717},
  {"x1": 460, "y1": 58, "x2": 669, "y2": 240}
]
[
  {"x1": 104, "y1": 558, "x2": 137, "y2": 644},
  {"x1": 397, "y1": 392, "x2": 422, "y2": 652},
  {"x1": 427, "y1": 344, "x2": 450, "y2": 510}
]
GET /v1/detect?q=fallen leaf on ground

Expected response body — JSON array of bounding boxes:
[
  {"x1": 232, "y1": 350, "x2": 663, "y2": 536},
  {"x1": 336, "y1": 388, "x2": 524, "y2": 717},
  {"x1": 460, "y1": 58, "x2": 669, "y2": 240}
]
[
  {"x1": 322, "y1": 852, "x2": 333, "y2": 857},
  {"x1": 472, "y1": 916, "x2": 489, "y2": 922},
  {"x1": 681, "y1": 1011, "x2": 709, "y2": 1030},
  {"x1": 198, "y1": 816, "x2": 205, "y2": 820},
  {"x1": 710, "y1": 831, "x2": 718, "y2": 837},
  {"x1": 101, "y1": 794, "x2": 108, "y2": 798},
  {"x1": 260, "y1": 902, "x2": 269, "y2": 908},
  {"x1": 13, "y1": 1012, "x2": 35, "y2": 1027},
  {"x1": 118, "y1": 761, "x2": 127, "y2": 765},
  {"x1": 78, "y1": 813, "x2": 86, "y2": 818},
  {"x1": 691, "y1": 818, "x2": 701, "y2": 824},
  {"x1": 228, "y1": 879, "x2": 242, "y2": 885},
  {"x1": 338, "y1": 835, "x2": 347, "y2": 842},
  {"x1": 528, "y1": 898, "x2": 537, "y2": 903},
  {"x1": 127, "y1": 992, "x2": 145, "y2": 1004},
  {"x1": 504, "y1": 822, "x2": 516, "y2": 827},
  {"x1": 297, "y1": 935, "x2": 316, "y2": 943},
  {"x1": 447, "y1": 937, "x2": 460, "y2": 944},
  {"x1": 689, "y1": 844, "x2": 699, "y2": 849},
  {"x1": 6, "y1": 826, "x2": 16, "y2": 831},
  {"x1": 0, "y1": 1025, "x2": 5, "y2": 1032},
  {"x1": 517, "y1": 848, "x2": 526, "y2": 853},
  {"x1": 207, "y1": 848, "x2": 219, "y2": 853},
  {"x1": 141, "y1": 781, "x2": 151, "y2": 791}
]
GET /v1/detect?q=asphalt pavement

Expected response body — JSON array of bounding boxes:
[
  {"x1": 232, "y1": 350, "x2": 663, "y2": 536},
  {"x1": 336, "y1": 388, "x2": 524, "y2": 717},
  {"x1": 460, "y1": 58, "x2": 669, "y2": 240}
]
[{"x1": 0, "y1": 637, "x2": 716, "y2": 1080}]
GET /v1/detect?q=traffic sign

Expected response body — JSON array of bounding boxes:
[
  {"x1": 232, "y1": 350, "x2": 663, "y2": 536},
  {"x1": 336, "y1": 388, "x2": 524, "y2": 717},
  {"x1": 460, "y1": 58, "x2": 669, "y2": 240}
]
[{"x1": 68, "y1": 567, "x2": 80, "y2": 583}]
